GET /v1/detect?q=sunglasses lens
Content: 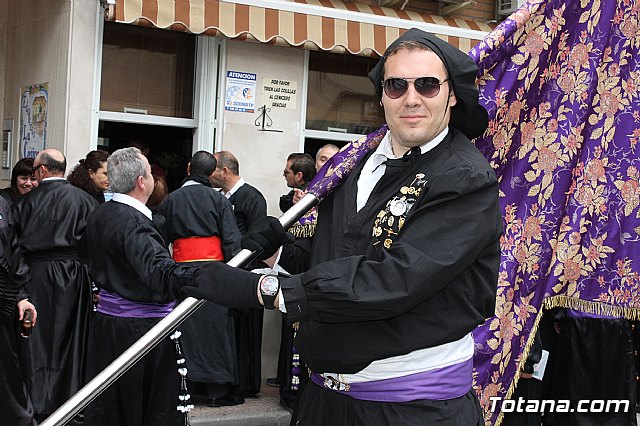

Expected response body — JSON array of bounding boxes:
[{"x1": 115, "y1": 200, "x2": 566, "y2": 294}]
[
  {"x1": 384, "y1": 78, "x2": 408, "y2": 99},
  {"x1": 383, "y1": 77, "x2": 445, "y2": 99},
  {"x1": 415, "y1": 77, "x2": 442, "y2": 98}
]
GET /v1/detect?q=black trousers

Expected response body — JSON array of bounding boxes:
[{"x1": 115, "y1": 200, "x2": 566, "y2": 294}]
[
  {"x1": 84, "y1": 314, "x2": 182, "y2": 426},
  {"x1": 0, "y1": 314, "x2": 36, "y2": 426},
  {"x1": 293, "y1": 381, "x2": 483, "y2": 426}
]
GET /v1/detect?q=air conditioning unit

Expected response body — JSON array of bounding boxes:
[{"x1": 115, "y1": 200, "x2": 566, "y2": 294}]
[{"x1": 497, "y1": 0, "x2": 524, "y2": 16}]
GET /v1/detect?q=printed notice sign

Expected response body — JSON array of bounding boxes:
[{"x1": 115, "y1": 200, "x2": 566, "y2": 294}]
[
  {"x1": 261, "y1": 78, "x2": 298, "y2": 109},
  {"x1": 225, "y1": 71, "x2": 257, "y2": 113},
  {"x1": 20, "y1": 83, "x2": 48, "y2": 158}
]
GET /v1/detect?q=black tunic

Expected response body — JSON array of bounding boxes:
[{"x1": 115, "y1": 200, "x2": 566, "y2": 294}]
[
  {"x1": 228, "y1": 182, "x2": 267, "y2": 236},
  {"x1": 0, "y1": 196, "x2": 35, "y2": 426},
  {"x1": 228, "y1": 182, "x2": 267, "y2": 394},
  {"x1": 157, "y1": 183, "x2": 242, "y2": 385},
  {"x1": 13, "y1": 179, "x2": 97, "y2": 417},
  {"x1": 82, "y1": 200, "x2": 197, "y2": 426},
  {"x1": 281, "y1": 129, "x2": 502, "y2": 374}
]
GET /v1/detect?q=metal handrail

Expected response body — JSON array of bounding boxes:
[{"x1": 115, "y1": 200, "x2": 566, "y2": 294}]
[{"x1": 42, "y1": 193, "x2": 319, "y2": 426}]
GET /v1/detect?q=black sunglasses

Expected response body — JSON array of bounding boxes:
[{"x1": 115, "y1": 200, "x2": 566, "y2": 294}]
[
  {"x1": 382, "y1": 77, "x2": 450, "y2": 99},
  {"x1": 32, "y1": 163, "x2": 48, "y2": 172}
]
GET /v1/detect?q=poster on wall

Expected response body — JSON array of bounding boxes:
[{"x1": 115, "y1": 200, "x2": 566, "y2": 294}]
[
  {"x1": 225, "y1": 71, "x2": 256, "y2": 113},
  {"x1": 261, "y1": 78, "x2": 298, "y2": 109},
  {"x1": 19, "y1": 83, "x2": 48, "y2": 158}
]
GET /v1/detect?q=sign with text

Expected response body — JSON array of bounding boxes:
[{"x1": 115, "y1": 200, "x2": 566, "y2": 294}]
[
  {"x1": 261, "y1": 78, "x2": 297, "y2": 109},
  {"x1": 225, "y1": 71, "x2": 256, "y2": 113}
]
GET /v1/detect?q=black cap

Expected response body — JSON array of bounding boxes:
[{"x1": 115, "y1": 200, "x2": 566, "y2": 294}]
[{"x1": 368, "y1": 28, "x2": 488, "y2": 139}]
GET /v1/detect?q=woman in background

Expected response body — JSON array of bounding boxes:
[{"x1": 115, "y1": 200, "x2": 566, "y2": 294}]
[
  {"x1": 0, "y1": 158, "x2": 39, "y2": 206},
  {"x1": 67, "y1": 150, "x2": 110, "y2": 204}
]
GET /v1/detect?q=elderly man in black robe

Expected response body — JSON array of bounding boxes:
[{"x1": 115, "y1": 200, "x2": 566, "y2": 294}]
[
  {"x1": 14, "y1": 148, "x2": 97, "y2": 423},
  {"x1": 156, "y1": 150, "x2": 245, "y2": 407},
  {"x1": 82, "y1": 147, "x2": 198, "y2": 425},
  {"x1": 184, "y1": 28, "x2": 501, "y2": 425}
]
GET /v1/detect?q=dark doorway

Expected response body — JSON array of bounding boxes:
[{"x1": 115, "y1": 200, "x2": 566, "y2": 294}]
[
  {"x1": 304, "y1": 138, "x2": 347, "y2": 160},
  {"x1": 98, "y1": 121, "x2": 193, "y2": 192}
]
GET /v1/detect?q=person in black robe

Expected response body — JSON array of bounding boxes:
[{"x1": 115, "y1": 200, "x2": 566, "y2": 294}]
[
  {"x1": 544, "y1": 309, "x2": 636, "y2": 426},
  {"x1": 211, "y1": 150, "x2": 268, "y2": 398},
  {"x1": 14, "y1": 149, "x2": 98, "y2": 423},
  {"x1": 82, "y1": 147, "x2": 198, "y2": 426},
  {"x1": 213, "y1": 151, "x2": 267, "y2": 235},
  {"x1": 0, "y1": 196, "x2": 37, "y2": 426},
  {"x1": 279, "y1": 153, "x2": 315, "y2": 213},
  {"x1": 183, "y1": 28, "x2": 501, "y2": 426},
  {"x1": 156, "y1": 150, "x2": 244, "y2": 407}
]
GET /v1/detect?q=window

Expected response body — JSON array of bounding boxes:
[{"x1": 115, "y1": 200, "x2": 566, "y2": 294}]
[
  {"x1": 306, "y1": 51, "x2": 385, "y2": 136},
  {"x1": 100, "y1": 22, "x2": 196, "y2": 118}
]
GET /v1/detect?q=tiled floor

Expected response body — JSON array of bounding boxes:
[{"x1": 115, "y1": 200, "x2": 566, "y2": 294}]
[{"x1": 190, "y1": 384, "x2": 291, "y2": 426}]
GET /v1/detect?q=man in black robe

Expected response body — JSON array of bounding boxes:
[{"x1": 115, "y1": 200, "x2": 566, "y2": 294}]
[
  {"x1": 82, "y1": 147, "x2": 198, "y2": 425},
  {"x1": 212, "y1": 151, "x2": 267, "y2": 235},
  {"x1": 0, "y1": 195, "x2": 37, "y2": 426},
  {"x1": 157, "y1": 150, "x2": 244, "y2": 407},
  {"x1": 184, "y1": 28, "x2": 501, "y2": 425},
  {"x1": 279, "y1": 153, "x2": 315, "y2": 213},
  {"x1": 14, "y1": 148, "x2": 98, "y2": 422},
  {"x1": 211, "y1": 150, "x2": 268, "y2": 397}
]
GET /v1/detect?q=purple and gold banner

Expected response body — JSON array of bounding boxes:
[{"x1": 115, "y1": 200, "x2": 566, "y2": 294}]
[{"x1": 470, "y1": 0, "x2": 640, "y2": 424}]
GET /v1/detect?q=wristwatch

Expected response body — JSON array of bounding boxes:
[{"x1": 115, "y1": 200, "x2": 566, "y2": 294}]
[{"x1": 259, "y1": 275, "x2": 280, "y2": 310}]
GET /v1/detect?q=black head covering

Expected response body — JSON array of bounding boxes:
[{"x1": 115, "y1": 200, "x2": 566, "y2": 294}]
[{"x1": 368, "y1": 27, "x2": 488, "y2": 139}]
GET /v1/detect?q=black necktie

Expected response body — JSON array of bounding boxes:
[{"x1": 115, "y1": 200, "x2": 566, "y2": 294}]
[{"x1": 383, "y1": 146, "x2": 422, "y2": 177}]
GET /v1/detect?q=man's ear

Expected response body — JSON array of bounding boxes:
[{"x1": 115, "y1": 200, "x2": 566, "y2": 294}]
[
  {"x1": 137, "y1": 174, "x2": 146, "y2": 190},
  {"x1": 187, "y1": 163, "x2": 191, "y2": 175},
  {"x1": 449, "y1": 88, "x2": 457, "y2": 107}
]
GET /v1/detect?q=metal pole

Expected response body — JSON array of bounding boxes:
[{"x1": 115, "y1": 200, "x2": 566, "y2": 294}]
[{"x1": 41, "y1": 193, "x2": 319, "y2": 426}]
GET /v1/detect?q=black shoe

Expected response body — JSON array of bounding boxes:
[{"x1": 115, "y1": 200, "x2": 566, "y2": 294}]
[
  {"x1": 280, "y1": 396, "x2": 295, "y2": 414},
  {"x1": 266, "y1": 377, "x2": 280, "y2": 387},
  {"x1": 210, "y1": 394, "x2": 245, "y2": 407}
]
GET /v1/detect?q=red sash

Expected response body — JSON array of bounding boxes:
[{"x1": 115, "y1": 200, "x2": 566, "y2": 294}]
[{"x1": 173, "y1": 236, "x2": 223, "y2": 262}]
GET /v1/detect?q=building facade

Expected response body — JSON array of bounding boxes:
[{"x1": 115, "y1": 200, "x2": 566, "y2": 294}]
[{"x1": 0, "y1": 0, "x2": 501, "y2": 376}]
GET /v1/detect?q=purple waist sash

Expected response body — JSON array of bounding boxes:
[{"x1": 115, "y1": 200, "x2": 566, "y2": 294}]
[
  {"x1": 311, "y1": 357, "x2": 473, "y2": 403},
  {"x1": 97, "y1": 289, "x2": 175, "y2": 318}
]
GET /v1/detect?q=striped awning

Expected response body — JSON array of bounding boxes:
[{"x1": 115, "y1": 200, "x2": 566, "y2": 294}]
[{"x1": 107, "y1": 0, "x2": 493, "y2": 56}]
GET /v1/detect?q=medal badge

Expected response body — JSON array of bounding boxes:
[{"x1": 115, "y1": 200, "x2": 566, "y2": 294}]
[{"x1": 390, "y1": 199, "x2": 407, "y2": 216}]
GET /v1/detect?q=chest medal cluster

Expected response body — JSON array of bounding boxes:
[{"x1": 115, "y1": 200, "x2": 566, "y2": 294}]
[{"x1": 372, "y1": 173, "x2": 428, "y2": 249}]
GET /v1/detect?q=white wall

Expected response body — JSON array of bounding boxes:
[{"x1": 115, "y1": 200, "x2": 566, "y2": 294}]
[
  {"x1": 65, "y1": 0, "x2": 100, "y2": 172},
  {"x1": 218, "y1": 40, "x2": 306, "y2": 218},
  {"x1": 3, "y1": 0, "x2": 98, "y2": 179}
]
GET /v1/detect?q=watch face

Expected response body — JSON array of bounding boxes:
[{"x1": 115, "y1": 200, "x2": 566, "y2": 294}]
[{"x1": 261, "y1": 276, "x2": 279, "y2": 296}]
